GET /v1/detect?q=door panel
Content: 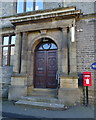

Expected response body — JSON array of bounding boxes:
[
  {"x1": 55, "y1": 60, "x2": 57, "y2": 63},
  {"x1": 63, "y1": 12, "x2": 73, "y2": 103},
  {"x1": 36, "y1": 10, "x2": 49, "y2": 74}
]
[
  {"x1": 34, "y1": 50, "x2": 57, "y2": 88},
  {"x1": 46, "y1": 51, "x2": 58, "y2": 88},
  {"x1": 34, "y1": 51, "x2": 46, "y2": 88}
]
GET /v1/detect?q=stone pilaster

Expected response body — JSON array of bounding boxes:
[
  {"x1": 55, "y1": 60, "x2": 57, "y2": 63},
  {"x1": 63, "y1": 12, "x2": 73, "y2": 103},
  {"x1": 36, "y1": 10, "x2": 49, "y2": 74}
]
[
  {"x1": 13, "y1": 32, "x2": 22, "y2": 73},
  {"x1": 57, "y1": 49, "x2": 62, "y2": 73},
  {"x1": 69, "y1": 27, "x2": 77, "y2": 74},
  {"x1": 61, "y1": 28, "x2": 68, "y2": 74},
  {"x1": 27, "y1": 50, "x2": 34, "y2": 87},
  {"x1": 21, "y1": 32, "x2": 28, "y2": 73}
]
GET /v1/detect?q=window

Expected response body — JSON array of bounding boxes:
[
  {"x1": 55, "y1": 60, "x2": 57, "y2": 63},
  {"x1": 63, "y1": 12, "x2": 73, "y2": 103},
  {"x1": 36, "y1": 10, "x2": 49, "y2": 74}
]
[
  {"x1": 17, "y1": 0, "x2": 24, "y2": 13},
  {"x1": 36, "y1": 40, "x2": 57, "y2": 51},
  {"x1": 17, "y1": 0, "x2": 43, "y2": 13},
  {"x1": 2, "y1": 35, "x2": 16, "y2": 66}
]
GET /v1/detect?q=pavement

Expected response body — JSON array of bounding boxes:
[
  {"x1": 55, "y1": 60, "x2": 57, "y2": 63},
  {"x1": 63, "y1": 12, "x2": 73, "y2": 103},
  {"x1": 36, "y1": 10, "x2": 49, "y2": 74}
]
[{"x1": 0, "y1": 99, "x2": 96, "y2": 120}]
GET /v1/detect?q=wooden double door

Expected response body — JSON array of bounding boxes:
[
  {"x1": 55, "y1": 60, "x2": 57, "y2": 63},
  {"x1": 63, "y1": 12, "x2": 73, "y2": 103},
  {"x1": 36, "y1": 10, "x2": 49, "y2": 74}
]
[{"x1": 34, "y1": 50, "x2": 58, "y2": 88}]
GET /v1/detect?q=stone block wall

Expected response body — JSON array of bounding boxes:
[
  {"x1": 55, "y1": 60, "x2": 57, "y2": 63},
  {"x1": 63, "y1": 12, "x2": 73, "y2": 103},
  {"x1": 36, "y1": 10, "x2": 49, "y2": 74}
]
[
  {"x1": 0, "y1": 66, "x2": 13, "y2": 98},
  {"x1": 0, "y1": 2, "x2": 16, "y2": 17},
  {"x1": 44, "y1": 2, "x2": 62, "y2": 10},
  {"x1": 44, "y1": 2, "x2": 95, "y2": 14},
  {"x1": 64, "y1": 2, "x2": 94, "y2": 14},
  {"x1": 76, "y1": 18, "x2": 95, "y2": 104},
  {"x1": 0, "y1": 2, "x2": 2, "y2": 17},
  {"x1": 76, "y1": 19, "x2": 94, "y2": 72},
  {"x1": 0, "y1": 2, "x2": 95, "y2": 18}
]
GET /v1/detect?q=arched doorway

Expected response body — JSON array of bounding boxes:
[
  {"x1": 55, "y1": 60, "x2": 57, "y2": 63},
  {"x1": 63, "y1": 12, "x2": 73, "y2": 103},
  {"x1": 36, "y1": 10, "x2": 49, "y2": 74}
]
[{"x1": 34, "y1": 38, "x2": 58, "y2": 88}]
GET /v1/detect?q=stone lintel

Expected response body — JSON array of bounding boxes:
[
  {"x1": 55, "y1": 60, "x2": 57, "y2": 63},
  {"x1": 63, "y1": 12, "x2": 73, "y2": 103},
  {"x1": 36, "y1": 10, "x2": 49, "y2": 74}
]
[
  {"x1": 0, "y1": 28, "x2": 15, "y2": 35},
  {"x1": 15, "y1": 18, "x2": 74, "y2": 33}
]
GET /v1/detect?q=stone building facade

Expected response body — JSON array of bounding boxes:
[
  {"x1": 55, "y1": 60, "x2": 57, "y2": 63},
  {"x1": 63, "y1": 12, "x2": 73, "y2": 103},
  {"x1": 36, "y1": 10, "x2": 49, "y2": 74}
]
[{"x1": 0, "y1": 1, "x2": 96, "y2": 106}]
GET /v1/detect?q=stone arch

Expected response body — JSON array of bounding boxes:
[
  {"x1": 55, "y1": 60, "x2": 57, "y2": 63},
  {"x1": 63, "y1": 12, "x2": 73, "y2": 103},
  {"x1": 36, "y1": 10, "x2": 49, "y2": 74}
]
[
  {"x1": 34, "y1": 38, "x2": 58, "y2": 88},
  {"x1": 28, "y1": 35, "x2": 59, "y2": 52},
  {"x1": 27, "y1": 35, "x2": 59, "y2": 88}
]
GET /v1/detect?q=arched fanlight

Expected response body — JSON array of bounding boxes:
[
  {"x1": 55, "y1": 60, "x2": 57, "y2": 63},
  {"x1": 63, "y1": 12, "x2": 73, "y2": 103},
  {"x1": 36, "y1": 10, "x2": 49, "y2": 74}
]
[{"x1": 36, "y1": 38, "x2": 57, "y2": 50}]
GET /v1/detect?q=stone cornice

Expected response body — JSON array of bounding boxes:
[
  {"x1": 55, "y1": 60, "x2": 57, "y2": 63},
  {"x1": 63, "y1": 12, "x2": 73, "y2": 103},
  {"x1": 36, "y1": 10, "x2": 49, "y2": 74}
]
[
  {"x1": 0, "y1": 6, "x2": 76, "y2": 19},
  {"x1": 10, "y1": 7, "x2": 81, "y2": 25}
]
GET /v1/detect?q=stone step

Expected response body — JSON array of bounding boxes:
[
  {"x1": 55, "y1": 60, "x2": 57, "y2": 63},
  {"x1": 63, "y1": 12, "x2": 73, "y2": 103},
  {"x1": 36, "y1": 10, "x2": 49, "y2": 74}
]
[
  {"x1": 32, "y1": 88, "x2": 57, "y2": 92},
  {"x1": 20, "y1": 96, "x2": 60, "y2": 103},
  {"x1": 15, "y1": 100, "x2": 65, "y2": 110},
  {"x1": 29, "y1": 88, "x2": 58, "y2": 98}
]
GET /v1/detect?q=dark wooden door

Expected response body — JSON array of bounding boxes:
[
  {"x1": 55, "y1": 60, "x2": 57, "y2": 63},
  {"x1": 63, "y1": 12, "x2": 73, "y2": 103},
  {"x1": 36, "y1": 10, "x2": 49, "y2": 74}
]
[
  {"x1": 46, "y1": 50, "x2": 58, "y2": 88},
  {"x1": 34, "y1": 51, "x2": 46, "y2": 88},
  {"x1": 34, "y1": 50, "x2": 58, "y2": 88}
]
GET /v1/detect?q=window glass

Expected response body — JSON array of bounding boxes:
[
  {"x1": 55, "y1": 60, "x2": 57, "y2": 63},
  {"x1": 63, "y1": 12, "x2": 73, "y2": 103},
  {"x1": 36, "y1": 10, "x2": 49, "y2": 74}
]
[
  {"x1": 2, "y1": 35, "x2": 16, "y2": 66},
  {"x1": 50, "y1": 43, "x2": 57, "y2": 49},
  {"x1": 39, "y1": 46, "x2": 43, "y2": 50},
  {"x1": 17, "y1": 0, "x2": 24, "y2": 13},
  {"x1": 26, "y1": 0, "x2": 33, "y2": 12},
  {"x1": 42, "y1": 43, "x2": 51, "y2": 49},
  {"x1": 3, "y1": 36, "x2": 9, "y2": 45},
  {"x1": 38, "y1": 42, "x2": 57, "y2": 50},
  {"x1": 35, "y1": 0, "x2": 43, "y2": 10},
  {"x1": 17, "y1": 0, "x2": 43, "y2": 13},
  {"x1": 10, "y1": 47, "x2": 15, "y2": 66},
  {"x1": 11, "y1": 36, "x2": 16, "y2": 44},
  {"x1": 3, "y1": 47, "x2": 8, "y2": 66}
]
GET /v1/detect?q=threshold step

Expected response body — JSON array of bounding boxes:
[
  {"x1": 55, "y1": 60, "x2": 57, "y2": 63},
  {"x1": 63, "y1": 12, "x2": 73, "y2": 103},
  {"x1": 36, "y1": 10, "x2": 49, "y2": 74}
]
[
  {"x1": 15, "y1": 100, "x2": 65, "y2": 110},
  {"x1": 29, "y1": 88, "x2": 58, "y2": 98},
  {"x1": 20, "y1": 96, "x2": 60, "y2": 103}
]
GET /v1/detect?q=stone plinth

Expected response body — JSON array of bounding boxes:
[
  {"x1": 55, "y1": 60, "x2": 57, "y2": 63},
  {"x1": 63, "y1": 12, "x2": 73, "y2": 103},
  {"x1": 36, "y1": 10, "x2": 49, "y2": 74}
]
[
  {"x1": 11, "y1": 76, "x2": 27, "y2": 86},
  {"x1": 8, "y1": 74, "x2": 27, "y2": 100},
  {"x1": 60, "y1": 76, "x2": 78, "y2": 88},
  {"x1": 58, "y1": 88, "x2": 80, "y2": 105},
  {"x1": 8, "y1": 85, "x2": 27, "y2": 100}
]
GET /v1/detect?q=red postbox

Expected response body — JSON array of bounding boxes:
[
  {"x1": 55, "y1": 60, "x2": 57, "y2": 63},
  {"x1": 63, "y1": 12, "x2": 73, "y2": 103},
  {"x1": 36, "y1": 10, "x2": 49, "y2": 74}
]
[{"x1": 83, "y1": 72, "x2": 92, "y2": 86}]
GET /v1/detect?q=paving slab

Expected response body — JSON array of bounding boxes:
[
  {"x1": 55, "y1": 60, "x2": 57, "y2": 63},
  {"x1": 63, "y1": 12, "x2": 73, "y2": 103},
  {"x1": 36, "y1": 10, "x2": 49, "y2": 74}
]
[
  {"x1": 1, "y1": 100, "x2": 95, "y2": 119},
  {"x1": 15, "y1": 100, "x2": 64, "y2": 110}
]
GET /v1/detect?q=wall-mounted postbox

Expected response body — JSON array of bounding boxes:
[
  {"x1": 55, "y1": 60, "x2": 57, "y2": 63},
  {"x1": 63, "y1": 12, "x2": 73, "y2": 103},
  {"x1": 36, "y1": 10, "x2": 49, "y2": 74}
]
[{"x1": 83, "y1": 72, "x2": 92, "y2": 86}]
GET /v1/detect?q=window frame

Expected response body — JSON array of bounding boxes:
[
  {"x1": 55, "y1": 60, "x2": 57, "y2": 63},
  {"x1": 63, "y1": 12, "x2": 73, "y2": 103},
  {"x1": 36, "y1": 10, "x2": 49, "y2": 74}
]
[
  {"x1": 2, "y1": 34, "x2": 16, "y2": 66},
  {"x1": 16, "y1": 0, "x2": 43, "y2": 13}
]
